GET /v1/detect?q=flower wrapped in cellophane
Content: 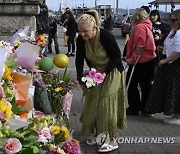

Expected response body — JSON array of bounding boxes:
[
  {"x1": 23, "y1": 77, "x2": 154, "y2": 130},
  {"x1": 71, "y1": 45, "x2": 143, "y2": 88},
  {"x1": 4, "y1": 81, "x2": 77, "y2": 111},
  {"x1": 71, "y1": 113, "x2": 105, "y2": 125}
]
[
  {"x1": 36, "y1": 68, "x2": 77, "y2": 118},
  {"x1": 13, "y1": 30, "x2": 48, "y2": 58},
  {"x1": 0, "y1": 41, "x2": 14, "y2": 81},
  {"x1": 16, "y1": 42, "x2": 40, "y2": 70}
]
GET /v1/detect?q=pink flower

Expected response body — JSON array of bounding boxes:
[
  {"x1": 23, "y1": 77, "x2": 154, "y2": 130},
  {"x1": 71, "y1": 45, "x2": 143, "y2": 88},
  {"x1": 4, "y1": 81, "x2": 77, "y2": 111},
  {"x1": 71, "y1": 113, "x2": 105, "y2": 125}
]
[
  {"x1": 38, "y1": 135, "x2": 48, "y2": 143},
  {"x1": 34, "y1": 111, "x2": 45, "y2": 117},
  {"x1": 40, "y1": 130, "x2": 51, "y2": 139},
  {"x1": 62, "y1": 139, "x2": 81, "y2": 154},
  {"x1": 49, "y1": 147, "x2": 59, "y2": 154},
  {"x1": 93, "y1": 73, "x2": 104, "y2": 84},
  {"x1": 88, "y1": 70, "x2": 96, "y2": 78},
  {"x1": 5, "y1": 138, "x2": 22, "y2": 154}
]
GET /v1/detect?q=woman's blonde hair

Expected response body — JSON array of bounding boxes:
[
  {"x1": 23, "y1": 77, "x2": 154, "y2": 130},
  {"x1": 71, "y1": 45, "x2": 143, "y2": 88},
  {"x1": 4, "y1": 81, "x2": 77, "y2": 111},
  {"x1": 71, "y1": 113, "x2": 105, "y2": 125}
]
[
  {"x1": 171, "y1": 9, "x2": 180, "y2": 30},
  {"x1": 106, "y1": 9, "x2": 113, "y2": 19},
  {"x1": 77, "y1": 9, "x2": 101, "y2": 27},
  {"x1": 132, "y1": 8, "x2": 149, "y2": 26},
  {"x1": 169, "y1": 9, "x2": 180, "y2": 38}
]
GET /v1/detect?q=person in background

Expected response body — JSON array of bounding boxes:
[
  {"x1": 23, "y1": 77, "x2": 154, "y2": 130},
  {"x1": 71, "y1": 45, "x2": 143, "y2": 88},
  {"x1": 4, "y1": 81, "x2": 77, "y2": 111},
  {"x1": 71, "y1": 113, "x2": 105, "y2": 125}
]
[
  {"x1": 150, "y1": 10, "x2": 167, "y2": 61},
  {"x1": 103, "y1": 9, "x2": 114, "y2": 31},
  {"x1": 126, "y1": 8, "x2": 156, "y2": 116},
  {"x1": 141, "y1": 5, "x2": 150, "y2": 15},
  {"x1": 61, "y1": 7, "x2": 70, "y2": 47},
  {"x1": 48, "y1": 16, "x2": 60, "y2": 54},
  {"x1": 66, "y1": 11, "x2": 77, "y2": 57},
  {"x1": 36, "y1": 0, "x2": 49, "y2": 57},
  {"x1": 145, "y1": 9, "x2": 180, "y2": 125},
  {"x1": 123, "y1": 6, "x2": 150, "y2": 61},
  {"x1": 75, "y1": 10, "x2": 126, "y2": 152}
]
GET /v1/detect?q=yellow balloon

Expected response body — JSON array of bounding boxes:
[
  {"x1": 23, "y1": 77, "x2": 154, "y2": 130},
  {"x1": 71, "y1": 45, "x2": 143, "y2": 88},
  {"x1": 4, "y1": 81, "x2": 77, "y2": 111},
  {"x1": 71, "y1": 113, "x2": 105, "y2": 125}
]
[{"x1": 53, "y1": 54, "x2": 70, "y2": 68}]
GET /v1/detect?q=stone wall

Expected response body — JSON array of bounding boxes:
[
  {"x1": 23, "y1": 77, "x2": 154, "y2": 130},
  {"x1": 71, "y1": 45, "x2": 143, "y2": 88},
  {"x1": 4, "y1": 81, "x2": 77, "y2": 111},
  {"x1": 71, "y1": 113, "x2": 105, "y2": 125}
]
[{"x1": 0, "y1": 0, "x2": 42, "y2": 40}]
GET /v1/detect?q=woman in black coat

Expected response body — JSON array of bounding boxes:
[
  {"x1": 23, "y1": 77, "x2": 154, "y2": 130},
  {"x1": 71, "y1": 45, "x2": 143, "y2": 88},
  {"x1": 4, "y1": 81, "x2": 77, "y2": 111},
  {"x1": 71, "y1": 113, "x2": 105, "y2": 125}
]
[{"x1": 66, "y1": 11, "x2": 77, "y2": 57}]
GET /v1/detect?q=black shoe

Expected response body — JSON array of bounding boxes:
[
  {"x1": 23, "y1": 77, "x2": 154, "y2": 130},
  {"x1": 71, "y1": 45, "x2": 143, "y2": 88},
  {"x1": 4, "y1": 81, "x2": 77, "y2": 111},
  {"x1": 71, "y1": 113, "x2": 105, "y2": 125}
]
[
  {"x1": 48, "y1": 51, "x2": 52, "y2": 54},
  {"x1": 56, "y1": 51, "x2": 60, "y2": 54},
  {"x1": 66, "y1": 53, "x2": 71, "y2": 57},
  {"x1": 126, "y1": 108, "x2": 139, "y2": 115},
  {"x1": 71, "y1": 53, "x2": 75, "y2": 57}
]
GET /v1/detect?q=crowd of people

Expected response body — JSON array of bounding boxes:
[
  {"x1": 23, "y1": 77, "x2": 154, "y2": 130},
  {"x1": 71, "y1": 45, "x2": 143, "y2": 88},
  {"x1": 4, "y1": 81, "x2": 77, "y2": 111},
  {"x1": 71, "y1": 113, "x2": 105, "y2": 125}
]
[{"x1": 37, "y1": 1, "x2": 180, "y2": 153}]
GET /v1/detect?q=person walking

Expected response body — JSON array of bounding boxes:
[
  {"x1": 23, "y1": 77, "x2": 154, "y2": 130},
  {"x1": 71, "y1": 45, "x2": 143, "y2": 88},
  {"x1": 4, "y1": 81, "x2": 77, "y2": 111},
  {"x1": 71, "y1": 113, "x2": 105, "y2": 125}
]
[
  {"x1": 75, "y1": 10, "x2": 126, "y2": 152},
  {"x1": 145, "y1": 9, "x2": 180, "y2": 125},
  {"x1": 60, "y1": 7, "x2": 70, "y2": 47},
  {"x1": 48, "y1": 16, "x2": 60, "y2": 54},
  {"x1": 103, "y1": 9, "x2": 114, "y2": 31},
  {"x1": 125, "y1": 8, "x2": 156, "y2": 116},
  {"x1": 66, "y1": 11, "x2": 77, "y2": 57}
]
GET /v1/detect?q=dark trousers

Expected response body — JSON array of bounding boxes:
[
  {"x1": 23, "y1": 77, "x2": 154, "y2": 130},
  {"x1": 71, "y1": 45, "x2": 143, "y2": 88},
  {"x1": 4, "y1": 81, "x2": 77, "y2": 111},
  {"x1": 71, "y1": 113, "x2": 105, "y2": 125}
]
[
  {"x1": 126, "y1": 58, "x2": 156, "y2": 113},
  {"x1": 67, "y1": 35, "x2": 75, "y2": 53},
  {"x1": 48, "y1": 33, "x2": 59, "y2": 54}
]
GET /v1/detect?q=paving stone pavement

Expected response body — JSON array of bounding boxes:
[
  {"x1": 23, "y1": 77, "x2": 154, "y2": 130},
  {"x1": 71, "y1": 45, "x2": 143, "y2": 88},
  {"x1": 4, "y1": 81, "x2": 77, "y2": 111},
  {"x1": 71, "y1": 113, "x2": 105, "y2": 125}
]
[{"x1": 48, "y1": 27, "x2": 180, "y2": 154}]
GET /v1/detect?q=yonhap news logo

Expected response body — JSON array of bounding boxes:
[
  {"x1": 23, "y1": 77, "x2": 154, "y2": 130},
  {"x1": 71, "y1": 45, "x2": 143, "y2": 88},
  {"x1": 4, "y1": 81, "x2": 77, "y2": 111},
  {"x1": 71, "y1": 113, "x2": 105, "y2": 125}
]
[
  {"x1": 96, "y1": 133, "x2": 180, "y2": 145},
  {"x1": 115, "y1": 137, "x2": 176, "y2": 144}
]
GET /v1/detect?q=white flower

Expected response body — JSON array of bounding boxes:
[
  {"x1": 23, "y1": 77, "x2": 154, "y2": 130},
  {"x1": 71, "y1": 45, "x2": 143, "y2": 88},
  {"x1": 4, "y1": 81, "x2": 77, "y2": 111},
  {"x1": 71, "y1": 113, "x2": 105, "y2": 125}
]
[
  {"x1": 0, "y1": 40, "x2": 4, "y2": 47},
  {"x1": 81, "y1": 77, "x2": 87, "y2": 82},
  {"x1": 86, "y1": 76, "x2": 94, "y2": 83},
  {"x1": 43, "y1": 127, "x2": 50, "y2": 131},
  {"x1": 86, "y1": 82, "x2": 93, "y2": 88},
  {"x1": 91, "y1": 82, "x2": 96, "y2": 86},
  {"x1": 38, "y1": 135, "x2": 48, "y2": 143},
  {"x1": 91, "y1": 68, "x2": 97, "y2": 72},
  {"x1": 59, "y1": 80, "x2": 64, "y2": 83}
]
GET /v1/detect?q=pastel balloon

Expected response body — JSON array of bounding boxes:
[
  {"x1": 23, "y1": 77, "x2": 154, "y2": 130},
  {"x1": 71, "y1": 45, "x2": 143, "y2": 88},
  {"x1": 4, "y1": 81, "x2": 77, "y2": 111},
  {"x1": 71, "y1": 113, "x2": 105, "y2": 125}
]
[
  {"x1": 39, "y1": 57, "x2": 53, "y2": 72},
  {"x1": 53, "y1": 54, "x2": 69, "y2": 68}
]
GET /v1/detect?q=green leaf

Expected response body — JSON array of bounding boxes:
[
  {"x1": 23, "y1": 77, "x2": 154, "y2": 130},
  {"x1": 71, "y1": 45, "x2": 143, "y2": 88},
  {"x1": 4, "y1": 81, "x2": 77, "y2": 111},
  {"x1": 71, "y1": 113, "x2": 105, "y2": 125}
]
[
  {"x1": 18, "y1": 148, "x2": 33, "y2": 154},
  {"x1": 32, "y1": 146, "x2": 39, "y2": 154},
  {"x1": 62, "y1": 67, "x2": 67, "y2": 80}
]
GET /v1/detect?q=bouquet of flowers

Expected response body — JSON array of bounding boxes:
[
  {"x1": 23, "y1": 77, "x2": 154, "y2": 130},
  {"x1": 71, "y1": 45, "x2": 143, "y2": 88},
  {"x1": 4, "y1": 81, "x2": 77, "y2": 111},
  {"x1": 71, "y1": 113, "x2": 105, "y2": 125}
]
[
  {"x1": 81, "y1": 68, "x2": 105, "y2": 88},
  {"x1": 1, "y1": 64, "x2": 23, "y2": 119},
  {"x1": 38, "y1": 68, "x2": 77, "y2": 116},
  {"x1": 13, "y1": 33, "x2": 48, "y2": 58},
  {"x1": 0, "y1": 112, "x2": 81, "y2": 154}
]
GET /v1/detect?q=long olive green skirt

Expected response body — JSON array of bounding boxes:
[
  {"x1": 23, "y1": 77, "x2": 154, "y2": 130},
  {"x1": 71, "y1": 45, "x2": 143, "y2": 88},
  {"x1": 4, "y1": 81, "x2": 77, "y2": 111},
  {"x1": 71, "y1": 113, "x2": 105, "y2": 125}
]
[{"x1": 80, "y1": 69, "x2": 126, "y2": 139}]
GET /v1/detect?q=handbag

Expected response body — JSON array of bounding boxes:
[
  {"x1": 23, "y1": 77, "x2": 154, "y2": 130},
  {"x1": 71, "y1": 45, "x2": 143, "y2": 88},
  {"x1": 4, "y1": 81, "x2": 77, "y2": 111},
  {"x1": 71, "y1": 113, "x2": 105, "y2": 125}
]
[
  {"x1": 62, "y1": 27, "x2": 67, "y2": 33},
  {"x1": 61, "y1": 19, "x2": 67, "y2": 33}
]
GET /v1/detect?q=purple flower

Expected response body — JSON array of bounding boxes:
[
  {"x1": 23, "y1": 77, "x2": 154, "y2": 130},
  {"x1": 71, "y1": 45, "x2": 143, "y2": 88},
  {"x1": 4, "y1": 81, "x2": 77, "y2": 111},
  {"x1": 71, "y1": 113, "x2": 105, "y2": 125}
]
[
  {"x1": 49, "y1": 148, "x2": 59, "y2": 154},
  {"x1": 62, "y1": 140, "x2": 81, "y2": 154},
  {"x1": 93, "y1": 73, "x2": 104, "y2": 84},
  {"x1": 82, "y1": 70, "x2": 89, "y2": 76},
  {"x1": 88, "y1": 70, "x2": 96, "y2": 78},
  {"x1": 65, "y1": 85, "x2": 72, "y2": 90}
]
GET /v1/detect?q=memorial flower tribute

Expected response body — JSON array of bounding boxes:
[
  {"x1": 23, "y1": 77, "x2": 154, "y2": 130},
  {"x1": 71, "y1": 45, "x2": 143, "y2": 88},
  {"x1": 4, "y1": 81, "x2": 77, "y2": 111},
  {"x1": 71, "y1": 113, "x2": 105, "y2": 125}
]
[{"x1": 0, "y1": 28, "x2": 80, "y2": 153}]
